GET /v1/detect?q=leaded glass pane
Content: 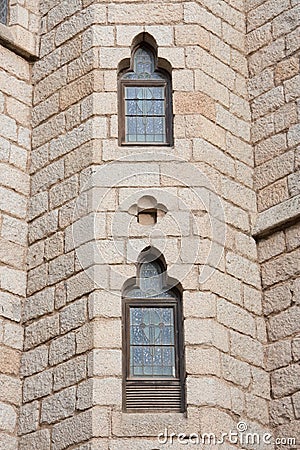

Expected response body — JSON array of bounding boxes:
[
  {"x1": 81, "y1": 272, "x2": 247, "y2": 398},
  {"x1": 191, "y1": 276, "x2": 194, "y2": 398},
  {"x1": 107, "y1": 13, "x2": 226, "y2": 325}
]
[
  {"x1": 129, "y1": 307, "x2": 176, "y2": 377},
  {"x1": 126, "y1": 287, "x2": 176, "y2": 299},
  {"x1": 122, "y1": 47, "x2": 165, "y2": 81},
  {"x1": 123, "y1": 71, "x2": 164, "y2": 80},
  {"x1": 0, "y1": 0, "x2": 8, "y2": 24},
  {"x1": 125, "y1": 86, "x2": 166, "y2": 144},
  {"x1": 134, "y1": 47, "x2": 154, "y2": 77}
]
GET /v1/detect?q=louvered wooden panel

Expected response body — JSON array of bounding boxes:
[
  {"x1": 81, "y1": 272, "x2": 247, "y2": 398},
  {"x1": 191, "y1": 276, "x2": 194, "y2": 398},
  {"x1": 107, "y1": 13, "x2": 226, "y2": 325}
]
[{"x1": 125, "y1": 382, "x2": 183, "y2": 411}]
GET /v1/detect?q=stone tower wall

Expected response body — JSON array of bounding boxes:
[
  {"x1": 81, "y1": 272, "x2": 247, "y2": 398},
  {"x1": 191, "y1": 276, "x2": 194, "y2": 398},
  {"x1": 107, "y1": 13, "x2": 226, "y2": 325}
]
[
  {"x1": 0, "y1": 44, "x2": 31, "y2": 450},
  {"x1": 0, "y1": 0, "x2": 39, "y2": 446},
  {"x1": 22, "y1": 0, "x2": 274, "y2": 448},
  {"x1": 247, "y1": 0, "x2": 300, "y2": 446},
  {"x1": 20, "y1": 1, "x2": 102, "y2": 448}
]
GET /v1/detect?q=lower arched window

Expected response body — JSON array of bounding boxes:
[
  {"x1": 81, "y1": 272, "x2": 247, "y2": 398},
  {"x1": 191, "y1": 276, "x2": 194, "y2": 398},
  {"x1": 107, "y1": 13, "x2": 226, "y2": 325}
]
[{"x1": 122, "y1": 248, "x2": 185, "y2": 412}]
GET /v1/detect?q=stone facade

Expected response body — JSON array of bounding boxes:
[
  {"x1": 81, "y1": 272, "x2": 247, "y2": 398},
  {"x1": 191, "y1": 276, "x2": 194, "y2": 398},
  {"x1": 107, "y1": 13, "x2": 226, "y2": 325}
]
[
  {"x1": 0, "y1": 37, "x2": 31, "y2": 449},
  {"x1": 248, "y1": 0, "x2": 300, "y2": 446},
  {"x1": 0, "y1": 0, "x2": 299, "y2": 449}
]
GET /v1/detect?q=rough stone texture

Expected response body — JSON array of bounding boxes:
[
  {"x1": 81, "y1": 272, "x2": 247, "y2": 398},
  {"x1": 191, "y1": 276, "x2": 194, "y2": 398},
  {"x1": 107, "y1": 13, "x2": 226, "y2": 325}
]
[
  {"x1": 250, "y1": 0, "x2": 300, "y2": 221},
  {"x1": 0, "y1": 40, "x2": 31, "y2": 443},
  {"x1": 261, "y1": 223, "x2": 300, "y2": 441}
]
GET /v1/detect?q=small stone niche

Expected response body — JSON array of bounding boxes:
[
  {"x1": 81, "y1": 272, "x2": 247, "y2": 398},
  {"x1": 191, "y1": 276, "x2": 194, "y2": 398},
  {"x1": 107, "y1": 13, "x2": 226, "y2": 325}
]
[{"x1": 130, "y1": 195, "x2": 166, "y2": 226}]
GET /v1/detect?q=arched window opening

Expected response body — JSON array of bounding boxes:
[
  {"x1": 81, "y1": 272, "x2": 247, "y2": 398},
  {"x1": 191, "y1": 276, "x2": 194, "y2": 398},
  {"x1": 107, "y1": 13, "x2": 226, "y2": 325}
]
[
  {"x1": 122, "y1": 249, "x2": 185, "y2": 412},
  {"x1": 119, "y1": 42, "x2": 173, "y2": 146}
]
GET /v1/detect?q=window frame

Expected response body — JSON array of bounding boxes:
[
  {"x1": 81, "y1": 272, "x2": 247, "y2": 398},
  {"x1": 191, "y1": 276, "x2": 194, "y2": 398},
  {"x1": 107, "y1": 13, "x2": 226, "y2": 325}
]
[
  {"x1": 122, "y1": 285, "x2": 185, "y2": 413},
  {"x1": 118, "y1": 45, "x2": 173, "y2": 147}
]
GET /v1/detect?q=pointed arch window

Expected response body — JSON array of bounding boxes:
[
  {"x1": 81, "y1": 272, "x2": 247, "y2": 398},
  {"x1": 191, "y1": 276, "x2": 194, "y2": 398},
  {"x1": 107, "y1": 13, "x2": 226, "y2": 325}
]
[
  {"x1": 123, "y1": 250, "x2": 185, "y2": 412},
  {"x1": 119, "y1": 44, "x2": 173, "y2": 145}
]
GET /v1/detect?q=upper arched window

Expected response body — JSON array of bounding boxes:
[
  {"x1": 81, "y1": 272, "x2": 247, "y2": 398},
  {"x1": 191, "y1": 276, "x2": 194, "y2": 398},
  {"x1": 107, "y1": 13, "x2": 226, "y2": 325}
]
[
  {"x1": 0, "y1": 0, "x2": 8, "y2": 24},
  {"x1": 122, "y1": 248, "x2": 184, "y2": 412},
  {"x1": 119, "y1": 44, "x2": 173, "y2": 146}
]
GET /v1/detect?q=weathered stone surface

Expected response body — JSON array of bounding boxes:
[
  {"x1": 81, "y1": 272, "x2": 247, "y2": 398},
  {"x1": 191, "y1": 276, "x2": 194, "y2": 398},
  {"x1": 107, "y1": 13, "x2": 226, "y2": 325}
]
[
  {"x1": 0, "y1": 374, "x2": 21, "y2": 406},
  {"x1": 174, "y1": 92, "x2": 215, "y2": 120},
  {"x1": 246, "y1": 393, "x2": 269, "y2": 425},
  {"x1": 51, "y1": 410, "x2": 95, "y2": 450},
  {"x1": 255, "y1": 151, "x2": 294, "y2": 192},
  {"x1": 41, "y1": 386, "x2": 76, "y2": 424},
  {"x1": 0, "y1": 402, "x2": 17, "y2": 432},
  {"x1": 0, "y1": 346, "x2": 20, "y2": 376},
  {"x1": 258, "y1": 231, "x2": 286, "y2": 262},
  {"x1": 60, "y1": 298, "x2": 87, "y2": 334},
  {"x1": 221, "y1": 354, "x2": 251, "y2": 388},
  {"x1": 251, "y1": 366, "x2": 271, "y2": 399},
  {"x1": 23, "y1": 287, "x2": 55, "y2": 322},
  {"x1": 185, "y1": 318, "x2": 229, "y2": 352},
  {"x1": 183, "y1": 291, "x2": 216, "y2": 318},
  {"x1": 76, "y1": 323, "x2": 93, "y2": 354},
  {"x1": 254, "y1": 195, "x2": 300, "y2": 238},
  {"x1": 217, "y1": 298, "x2": 256, "y2": 338},
  {"x1": 292, "y1": 336, "x2": 300, "y2": 361},
  {"x1": 261, "y1": 249, "x2": 300, "y2": 287},
  {"x1": 49, "y1": 333, "x2": 76, "y2": 366},
  {"x1": 271, "y1": 364, "x2": 300, "y2": 398},
  {"x1": 275, "y1": 56, "x2": 299, "y2": 84},
  {"x1": 286, "y1": 224, "x2": 300, "y2": 252},
  {"x1": 21, "y1": 345, "x2": 48, "y2": 377},
  {"x1": 18, "y1": 401, "x2": 39, "y2": 434},
  {"x1": 23, "y1": 370, "x2": 52, "y2": 402},
  {"x1": 187, "y1": 377, "x2": 231, "y2": 409},
  {"x1": 24, "y1": 315, "x2": 59, "y2": 350},
  {"x1": 265, "y1": 340, "x2": 292, "y2": 371},
  {"x1": 93, "y1": 319, "x2": 122, "y2": 349},
  {"x1": 267, "y1": 306, "x2": 300, "y2": 341},
  {"x1": 292, "y1": 391, "x2": 300, "y2": 419},
  {"x1": 53, "y1": 355, "x2": 86, "y2": 391},
  {"x1": 230, "y1": 331, "x2": 264, "y2": 367},
  {"x1": 93, "y1": 378, "x2": 122, "y2": 406},
  {"x1": 270, "y1": 397, "x2": 294, "y2": 426},
  {"x1": 201, "y1": 269, "x2": 242, "y2": 305},
  {"x1": 19, "y1": 429, "x2": 50, "y2": 450},
  {"x1": 186, "y1": 347, "x2": 221, "y2": 376},
  {"x1": 89, "y1": 349, "x2": 122, "y2": 376}
]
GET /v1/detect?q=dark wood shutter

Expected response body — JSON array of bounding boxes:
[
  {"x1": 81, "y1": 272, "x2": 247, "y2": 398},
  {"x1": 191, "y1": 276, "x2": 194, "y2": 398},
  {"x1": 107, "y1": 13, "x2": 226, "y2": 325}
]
[{"x1": 125, "y1": 380, "x2": 183, "y2": 412}]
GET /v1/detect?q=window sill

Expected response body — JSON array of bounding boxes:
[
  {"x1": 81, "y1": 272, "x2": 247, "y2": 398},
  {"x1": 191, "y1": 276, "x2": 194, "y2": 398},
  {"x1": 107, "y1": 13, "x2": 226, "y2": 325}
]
[{"x1": 0, "y1": 22, "x2": 38, "y2": 60}]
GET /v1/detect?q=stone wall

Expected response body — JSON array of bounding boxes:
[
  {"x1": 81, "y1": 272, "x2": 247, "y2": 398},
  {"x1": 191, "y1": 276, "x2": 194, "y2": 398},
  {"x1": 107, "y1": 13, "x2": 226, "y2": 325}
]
[
  {"x1": 0, "y1": 44, "x2": 31, "y2": 449},
  {"x1": 247, "y1": 0, "x2": 300, "y2": 230},
  {"x1": 20, "y1": 1, "x2": 100, "y2": 448},
  {"x1": 21, "y1": 0, "x2": 274, "y2": 448},
  {"x1": 247, "y1": 0, "x2": 300, "y2": 447},
  {"x1": 258, "y1": 223, "x2": 300, "y2": 447},
  {"x1": 0, "y1": 0, "x2": 39, "y2": 58}
]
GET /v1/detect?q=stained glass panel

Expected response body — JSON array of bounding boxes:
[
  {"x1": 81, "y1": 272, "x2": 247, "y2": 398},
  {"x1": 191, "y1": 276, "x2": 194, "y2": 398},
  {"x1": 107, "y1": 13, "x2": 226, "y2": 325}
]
[
  {"x1": 125, "y1": 87, "x2": 166, "y2": 143},
  {"x1": 129, "y1": 307, "x2": 176, "y2": 377},
  {"x1": 0, "y1": 0, "x2": 8, "y2": 24}
]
